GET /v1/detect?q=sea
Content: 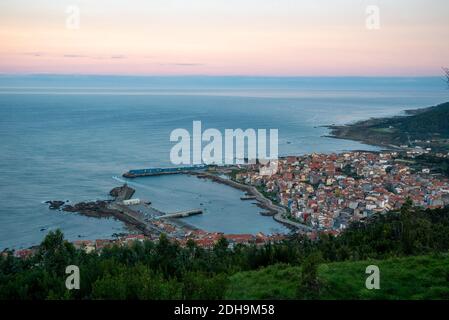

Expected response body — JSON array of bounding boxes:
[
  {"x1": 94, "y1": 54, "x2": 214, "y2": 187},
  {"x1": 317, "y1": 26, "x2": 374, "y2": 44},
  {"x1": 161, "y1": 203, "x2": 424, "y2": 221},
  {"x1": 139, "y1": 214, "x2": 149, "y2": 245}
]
[{"x1": 0, "y1": 75, "x2": 448, "y2": 249}]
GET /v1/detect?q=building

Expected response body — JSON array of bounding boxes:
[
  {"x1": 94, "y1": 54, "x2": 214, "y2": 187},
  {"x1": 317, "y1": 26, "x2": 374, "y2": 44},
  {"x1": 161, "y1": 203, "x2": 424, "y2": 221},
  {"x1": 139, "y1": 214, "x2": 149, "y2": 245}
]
[{"x1": 123, "y1": 198, "x2": 141, "y2": 205}]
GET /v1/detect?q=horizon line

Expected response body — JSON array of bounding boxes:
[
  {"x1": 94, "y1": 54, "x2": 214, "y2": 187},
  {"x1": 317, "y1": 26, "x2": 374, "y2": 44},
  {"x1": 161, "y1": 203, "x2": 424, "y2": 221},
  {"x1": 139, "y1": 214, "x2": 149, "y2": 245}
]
[{"x1": 0, "y1": 73, "x2": 445, "y2": 79}]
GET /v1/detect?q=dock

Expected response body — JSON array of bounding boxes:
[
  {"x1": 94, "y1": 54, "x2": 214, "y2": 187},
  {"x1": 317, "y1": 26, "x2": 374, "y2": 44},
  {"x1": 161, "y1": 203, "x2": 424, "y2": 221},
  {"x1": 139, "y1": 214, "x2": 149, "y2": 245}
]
[
  {"x1": 107, "y1": 201, "x2": 202, "y2": 236},
  {"x1": 240, "y1": 196, "x2": 257, "y2": 200},
  {"x1": 123, "y1": 165, "x2": 207, "y2": 178},
  {"x1": 155, "y1": 209, "x2": 203, "y2": 219}
]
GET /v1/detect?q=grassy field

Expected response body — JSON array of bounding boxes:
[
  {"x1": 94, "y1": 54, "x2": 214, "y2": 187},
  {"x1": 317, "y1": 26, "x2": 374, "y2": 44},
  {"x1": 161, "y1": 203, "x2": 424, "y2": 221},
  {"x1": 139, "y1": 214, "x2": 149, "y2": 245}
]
[
  {"x1": 225, "y1": 254, "x2": 449, "y2": 300},
  {"x1": 371, "y1": 127, "x2": 397, "y2": 134}
]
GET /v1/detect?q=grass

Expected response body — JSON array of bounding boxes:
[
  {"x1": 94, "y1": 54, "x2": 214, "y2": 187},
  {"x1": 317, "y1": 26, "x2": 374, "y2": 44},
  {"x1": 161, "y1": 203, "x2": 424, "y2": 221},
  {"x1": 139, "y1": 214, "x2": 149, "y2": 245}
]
[
  {"x1": 225, "y1": 254, "x2": 449, "y2": 300},
  {"x1": 371, "y1": 127, "x2": 397, "y2": 134},
  {"x1": 226, "y1": 263, "x2": 301, "y2": 299}
]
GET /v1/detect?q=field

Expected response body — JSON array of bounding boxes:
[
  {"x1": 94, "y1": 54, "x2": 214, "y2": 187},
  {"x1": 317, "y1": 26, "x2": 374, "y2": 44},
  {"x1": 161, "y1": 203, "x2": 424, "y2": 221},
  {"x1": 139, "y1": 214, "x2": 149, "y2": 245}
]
[{"x1": 226, "y1": 254, "x2": 449, "y2": 299}]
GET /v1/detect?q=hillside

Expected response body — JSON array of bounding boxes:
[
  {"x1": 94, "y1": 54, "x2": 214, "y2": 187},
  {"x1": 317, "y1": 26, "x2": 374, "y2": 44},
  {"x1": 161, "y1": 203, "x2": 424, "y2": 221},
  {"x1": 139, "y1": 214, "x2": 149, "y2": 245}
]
[
  {"x1": 329, "y1": 101, "x2": 449, "y2": 151},
  {"x1": 3, "y1": 204, "x2": 449, "y2": 299},
  {"x1": 226, "y1": 254, "x2": 449, "y2": 300}
]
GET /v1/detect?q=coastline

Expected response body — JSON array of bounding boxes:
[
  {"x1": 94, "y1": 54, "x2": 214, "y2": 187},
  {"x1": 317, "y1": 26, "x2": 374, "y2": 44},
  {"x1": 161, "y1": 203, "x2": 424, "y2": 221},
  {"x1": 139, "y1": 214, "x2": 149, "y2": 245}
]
[
  {"x1": 40, "y1": 102, "x2": 449, "y2": 246},
  {"x1": 49, "y1": 171, "x2": 300, "y2": 243},
  {"x1": 325, "y1": 101, "x2": 449, "y2": 153},
  {"x1": 324, "y1": 118, "x2": 402, "y2": 150},
  {"x1": 190, "y1": 171, "x2": 312, "y2": 232}
]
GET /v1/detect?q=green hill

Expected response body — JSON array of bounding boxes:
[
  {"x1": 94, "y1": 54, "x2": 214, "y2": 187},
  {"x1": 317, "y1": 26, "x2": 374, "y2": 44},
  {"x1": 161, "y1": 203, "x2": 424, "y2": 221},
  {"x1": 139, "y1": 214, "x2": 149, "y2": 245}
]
[
  {"x1": 329, "y1": 101, "x2": 449, "y2": 151},
  {"x1": 226, "y1": 254, "x2": 449, "y2": 300},
  {"x1": 398, "y1": 102, "x2": 449, "y2": 136}
]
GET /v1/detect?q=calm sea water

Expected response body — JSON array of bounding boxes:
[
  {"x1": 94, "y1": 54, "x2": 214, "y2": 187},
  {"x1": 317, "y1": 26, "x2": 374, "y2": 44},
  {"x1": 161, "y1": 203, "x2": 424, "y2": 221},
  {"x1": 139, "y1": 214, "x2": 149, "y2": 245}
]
[{"x1": 0, "y1": 76, "x2": 447, "y2": 249}]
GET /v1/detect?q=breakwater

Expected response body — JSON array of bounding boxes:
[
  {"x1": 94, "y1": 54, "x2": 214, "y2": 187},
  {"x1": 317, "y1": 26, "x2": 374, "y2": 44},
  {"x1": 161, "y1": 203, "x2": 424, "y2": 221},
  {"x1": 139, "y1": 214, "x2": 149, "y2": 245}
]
[{"x1": 123, "y1": 165, "x2": 207, "y2": 178}]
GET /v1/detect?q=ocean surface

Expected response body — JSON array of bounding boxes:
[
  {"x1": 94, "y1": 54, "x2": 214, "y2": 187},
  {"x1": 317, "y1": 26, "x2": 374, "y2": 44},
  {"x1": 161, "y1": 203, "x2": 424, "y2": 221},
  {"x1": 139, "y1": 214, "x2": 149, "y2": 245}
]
[{"x1": 0, "y1": 75, "x2": 448, "y2": 249}]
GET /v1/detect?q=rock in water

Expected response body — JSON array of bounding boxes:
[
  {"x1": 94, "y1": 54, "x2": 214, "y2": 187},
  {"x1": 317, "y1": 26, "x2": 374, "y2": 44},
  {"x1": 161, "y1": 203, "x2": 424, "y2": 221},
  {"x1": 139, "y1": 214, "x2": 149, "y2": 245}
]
[
  {"x1": 109, "y1": 184, "x2": 135, "y2": 201},
  {"x1": 45, "y1": 200, "x2": 65, "y2": 210},
  {"x1": 62, "y1": 200, "x2": 116, "y2": 218}
]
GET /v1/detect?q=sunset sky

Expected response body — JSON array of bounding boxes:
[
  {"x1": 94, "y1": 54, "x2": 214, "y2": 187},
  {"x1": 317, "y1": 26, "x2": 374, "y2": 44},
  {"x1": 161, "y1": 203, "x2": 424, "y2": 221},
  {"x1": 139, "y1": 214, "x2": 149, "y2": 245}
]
[{"x1": 1, "y1": 0, "x2": 448, "y2": 76}]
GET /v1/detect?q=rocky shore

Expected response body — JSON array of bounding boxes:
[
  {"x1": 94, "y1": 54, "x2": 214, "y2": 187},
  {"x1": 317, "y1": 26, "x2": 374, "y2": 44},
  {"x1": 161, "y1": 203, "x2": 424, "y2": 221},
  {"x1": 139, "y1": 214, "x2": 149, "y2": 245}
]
[
  {"x1": 62, "y1": 200, "x2": 116, "y2": 218},
  {"x1": 45, "y1": 200, "x2": 66, "y2": 210},
  {"x1": 109, "y1": 184, "x2": 135, "y2": 201},
  {"x1": 45, "y1": 184, "x2": 151, "y2": 234},
  {"x1": 47, "y1": 184, "x2": 136, "y2": 213}
]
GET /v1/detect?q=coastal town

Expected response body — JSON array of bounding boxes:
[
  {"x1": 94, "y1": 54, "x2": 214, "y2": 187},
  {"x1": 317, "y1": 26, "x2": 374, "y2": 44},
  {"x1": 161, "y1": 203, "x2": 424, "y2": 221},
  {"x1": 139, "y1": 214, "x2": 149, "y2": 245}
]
[
  {"x1": 237, "y1": 150, "x2": 449, "y2": 236},
  {"x1": 8, "y1": 149, "x2": 449, "y2": 259}
]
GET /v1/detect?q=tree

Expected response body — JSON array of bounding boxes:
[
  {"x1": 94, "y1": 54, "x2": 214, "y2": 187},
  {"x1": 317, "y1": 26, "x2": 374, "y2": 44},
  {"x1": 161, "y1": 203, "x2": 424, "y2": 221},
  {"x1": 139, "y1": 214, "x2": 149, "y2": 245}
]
[
  {"x1": 154, "y1": 233, "x2": 181, "y2": 277},
  {"x1": 211, "y1": 236, "x2": 231, "y2": 272},
  {"x1": 92, "y1": 264, "x2": 181, "y2": 300},
  {"x1": 182, "y1": 271, "x2": 228, "y2": 299},
  {"x1": 213, "y1": 236, "x2": 229, "y2": 255},
  {"x1": 297, "y1": 252, "x2": 323, "y2": 299},
  {"x1": 37, "y1": 229, "x2": 76, "y2": 275}
]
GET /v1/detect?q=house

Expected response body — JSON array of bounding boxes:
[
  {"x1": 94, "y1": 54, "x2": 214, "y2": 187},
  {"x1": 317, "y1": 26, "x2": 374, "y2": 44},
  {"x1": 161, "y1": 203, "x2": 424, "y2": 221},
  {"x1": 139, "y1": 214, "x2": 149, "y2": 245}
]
[
  {"x1": 224, "y1": 234, "x2": 255, "y2": 245},
  {"x1": 73, "y1": 240, "x2": 95, "y2": 253},
  {"x1": 14, "y1": 249, "x2": 34, "y2": 259},
  {"x1": 95, "y1": 239, "x2": 114, "y2": 251},
  {"x1": 123, "y1": 198, "x2": 141, "y2": 205},
  {"x1": 123, "y1": 234, "x2": 146, "y2": 245}
]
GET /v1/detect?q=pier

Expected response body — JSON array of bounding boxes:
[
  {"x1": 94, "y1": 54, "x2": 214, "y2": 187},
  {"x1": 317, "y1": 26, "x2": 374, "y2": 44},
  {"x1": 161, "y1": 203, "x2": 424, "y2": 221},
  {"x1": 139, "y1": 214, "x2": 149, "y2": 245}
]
[
  {"x1": 155, "y1": 209, "x2": 203, "y2": 219},
  {"x1": 240, "y1": 196, "x2": 257, "y2": 200},
  {"x1": 123, "y1": 165, "x2": 207, "y2": 178},
  {"x1": 107, "y1": 200, "x2": 201, "y2": 237}
]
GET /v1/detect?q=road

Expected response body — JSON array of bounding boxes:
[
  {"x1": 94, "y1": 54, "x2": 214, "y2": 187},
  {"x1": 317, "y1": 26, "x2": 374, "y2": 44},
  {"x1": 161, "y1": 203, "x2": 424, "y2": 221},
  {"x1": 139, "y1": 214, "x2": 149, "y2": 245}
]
[{"x1": 192, "y1": 172, "x2": 313, "y2": 232}]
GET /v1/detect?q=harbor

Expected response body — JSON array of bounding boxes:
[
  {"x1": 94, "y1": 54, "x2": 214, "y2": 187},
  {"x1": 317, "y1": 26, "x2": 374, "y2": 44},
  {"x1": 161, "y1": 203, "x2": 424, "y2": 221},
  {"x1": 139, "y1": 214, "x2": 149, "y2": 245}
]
[
  {"x1": 52, "y1": 182, "x2": 206, "y2": 240},
  {"x1": 44, "y1": 164, "x2": 297, "y2": 247},
  {"x1": 121, "y1": 164, "x2": 310, "y2": 232}
]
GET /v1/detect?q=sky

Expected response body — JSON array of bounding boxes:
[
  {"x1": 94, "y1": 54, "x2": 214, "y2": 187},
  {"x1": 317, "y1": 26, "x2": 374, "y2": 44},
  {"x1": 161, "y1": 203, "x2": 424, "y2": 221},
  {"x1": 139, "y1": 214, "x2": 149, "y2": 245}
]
[{"x1": 0, "y1": 0, "x2": 448, "y2": 76}]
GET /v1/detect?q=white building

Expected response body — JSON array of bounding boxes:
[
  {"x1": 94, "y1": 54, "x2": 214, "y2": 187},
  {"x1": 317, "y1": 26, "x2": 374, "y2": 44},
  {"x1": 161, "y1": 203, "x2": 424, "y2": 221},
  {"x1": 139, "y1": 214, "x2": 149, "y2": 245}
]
[{"x1": 123, "y1": 198, "x2": 141, "y2": 205}]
